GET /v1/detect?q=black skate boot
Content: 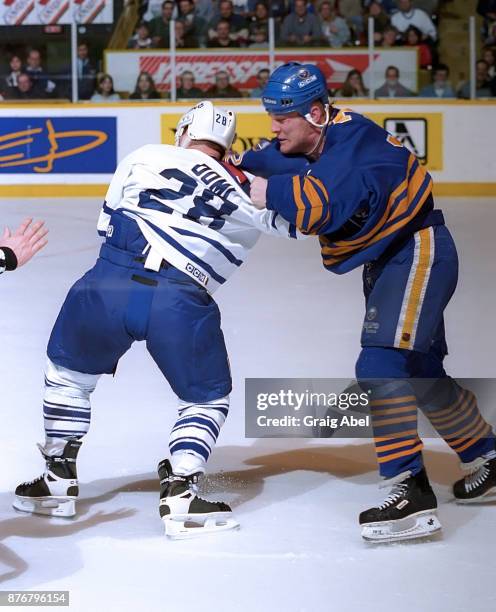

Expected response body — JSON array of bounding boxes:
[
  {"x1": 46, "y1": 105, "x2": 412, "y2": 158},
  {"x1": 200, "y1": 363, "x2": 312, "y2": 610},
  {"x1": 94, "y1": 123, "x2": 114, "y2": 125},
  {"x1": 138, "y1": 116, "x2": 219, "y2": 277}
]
[
  {"x1": 360, "y1": 468, "x2": 442, "y2": 542},
  {"x1": 453, "y1": 453, "x2": 496, "y2": 503},
  {"x1": 13, "y1": 439, "x2": 81, "y2": 518},
  {"x1": 158, "y1": 459, "x2": 239, "y2": 539}
]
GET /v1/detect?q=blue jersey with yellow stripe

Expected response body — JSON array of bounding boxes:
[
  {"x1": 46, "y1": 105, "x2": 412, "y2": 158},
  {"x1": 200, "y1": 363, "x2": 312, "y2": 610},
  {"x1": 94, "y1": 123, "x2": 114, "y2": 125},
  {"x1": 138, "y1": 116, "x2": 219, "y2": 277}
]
[{"x1": 235, "y1": 109, "x2": 444, "y2": 274}]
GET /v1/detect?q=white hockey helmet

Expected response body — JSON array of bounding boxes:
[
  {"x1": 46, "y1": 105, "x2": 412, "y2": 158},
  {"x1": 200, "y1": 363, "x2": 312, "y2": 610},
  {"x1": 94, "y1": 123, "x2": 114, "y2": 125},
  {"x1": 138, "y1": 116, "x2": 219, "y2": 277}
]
[{"x1": 175, "y1": 100, "x2": 236, "y2": 151}]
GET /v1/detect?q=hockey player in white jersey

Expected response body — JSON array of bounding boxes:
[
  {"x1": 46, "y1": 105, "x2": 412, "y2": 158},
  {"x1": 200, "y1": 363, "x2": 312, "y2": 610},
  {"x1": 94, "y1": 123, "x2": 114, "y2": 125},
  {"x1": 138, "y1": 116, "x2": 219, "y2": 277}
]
[{"x1": 14, "y1": 101, "x2": 299, "y2": 539}]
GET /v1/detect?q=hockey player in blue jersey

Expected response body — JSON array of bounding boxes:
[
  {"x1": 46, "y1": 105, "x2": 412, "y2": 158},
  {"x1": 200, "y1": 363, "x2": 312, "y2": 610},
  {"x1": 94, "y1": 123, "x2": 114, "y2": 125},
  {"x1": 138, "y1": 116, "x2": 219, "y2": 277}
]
[
  {"x1": 238, "y1": 62, "x2": 496, "y2": 542},
  {"x1": 13, "y1": 101, "x2": 299, "y2": 539}
]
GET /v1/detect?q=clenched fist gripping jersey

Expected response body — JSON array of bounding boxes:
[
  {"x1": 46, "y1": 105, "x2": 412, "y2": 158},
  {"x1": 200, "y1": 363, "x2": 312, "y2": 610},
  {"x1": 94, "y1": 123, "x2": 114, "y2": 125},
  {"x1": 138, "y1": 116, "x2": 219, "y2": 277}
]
[{"x1": 97, "y1": 144, "x2": 298, "y2": 292}]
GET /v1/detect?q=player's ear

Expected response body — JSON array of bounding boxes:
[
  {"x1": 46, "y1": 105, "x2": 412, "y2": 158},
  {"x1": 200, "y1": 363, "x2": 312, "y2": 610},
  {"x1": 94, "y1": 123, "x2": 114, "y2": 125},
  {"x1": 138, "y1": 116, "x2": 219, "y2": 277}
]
[{"x1": 309, "y1": 102, "x2": 325, "y2": 125}]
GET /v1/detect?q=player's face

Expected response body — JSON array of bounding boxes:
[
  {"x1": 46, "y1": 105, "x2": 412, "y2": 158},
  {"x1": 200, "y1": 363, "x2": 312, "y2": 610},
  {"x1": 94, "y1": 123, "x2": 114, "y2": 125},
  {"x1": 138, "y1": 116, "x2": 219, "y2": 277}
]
[{"x1": 269, "y1": 112, "x2": 319, "y2": 155}]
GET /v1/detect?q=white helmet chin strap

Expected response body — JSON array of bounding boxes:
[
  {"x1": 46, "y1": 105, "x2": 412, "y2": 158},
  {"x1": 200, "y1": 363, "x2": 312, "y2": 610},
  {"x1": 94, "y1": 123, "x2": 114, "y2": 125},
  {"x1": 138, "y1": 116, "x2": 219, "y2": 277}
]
[
  {"x1": 175, "y1": 125, "x2": 191, "y2": 149},
  {"x1": 180, "y1": 134, "x2": 191, "y2": 149},
  {"x1": 304, "y1": 103, "x2": 330, "y2": 157}
]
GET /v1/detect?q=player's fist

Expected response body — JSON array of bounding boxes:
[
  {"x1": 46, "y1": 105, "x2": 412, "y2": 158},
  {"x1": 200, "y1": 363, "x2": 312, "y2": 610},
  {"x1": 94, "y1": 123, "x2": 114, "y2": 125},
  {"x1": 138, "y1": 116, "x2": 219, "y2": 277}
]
[
  {"x1": 250, "y1": 177, "x2": 268, "y2": 210},
  {"x1": 1, "y1": 218, "x2": 48, "y2": 269}
]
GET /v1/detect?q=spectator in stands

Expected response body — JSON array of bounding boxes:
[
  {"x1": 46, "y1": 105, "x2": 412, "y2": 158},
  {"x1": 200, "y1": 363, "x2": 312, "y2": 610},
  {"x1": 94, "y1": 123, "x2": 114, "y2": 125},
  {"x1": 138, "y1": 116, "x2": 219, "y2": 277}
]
[
  {"x1": 25, "y1": 48, "x2": 57, "y2": 97},
  {"x1": 335, "y1": 69, "x2": 369, "y2": 97},
  {"x1": 319, "y1": 1, "x2": 351, "y2": 47},
  {"x1": 127, "y1": 22, "x2": 155, "y2": 49},
  {"x1": 477, "y1": 1, "x2": 496, "y2": 45},
  {"x1": 195, "y1": 0, "x2": 216, "y2": 24},
  {"x1": 262, "y1": 0, "x2": 287, "y2": 18},
  {"x1": 337, "y1": 0, "x2": 364, "y2": 40},
  {"x1": 391, "y1": 0, "x2": 437, "y2": 42},
  {"x1": 377, "y1": 26, "x2": 401, "y2": 49},
  {"x1": 129, "y1": 71, "x2": 161, "y2": 99},
  {"x1": 207, "y1": 70, "x2": 243, "y2": 98},
  {"x1": 209, "y1": 1, "x2": 249, "y2": 46},
  {"x1": 177, "y1": 71, "x2": 204, "y2": 98},
  {"x1": 379, "y1": 25, "x2": 401, "y2": 47},
  {"x1": 248, "y1": 2, "x2": 270, "y2": 47},
  {"x1": 365, "y1": 1, "x2": 391, "y2": 42},
  {"x1": 280, "y1": 0, "x2": 322, "y2": 46},
  {"x1": 148, "y1": 0, "x2": 175, "y2": 47},
  {"x1": 91, "y1": 74, "x2": 121, "y2": 102},
  {"x1": 363, "y1": 0, "x2": 397, "y2": 14},
  {"x1": 173, "y1": 20, "x2": 195, "y2": 47},
  {"x1": 249, "y1": 25, "x2": 269, "y2": 47},
  {"x1": 76, "y1": 42, "x2": 97, "y2": 100},
  {"x1": 73, "y1": 42, "x2": 96, "y2": 100},
  {"x1": 404, "y1": 25, "x2": 433, "y2": 68},
  {"x1": 250, "y1": 2, "x2": 269, "y2": 29},
  {"x1": 482, "y1": 46, "x2": 496, "y2": 78},
  {"x1": 208, "y1": 20, "x2": 241, "y2": 47},
  {"x1": 419, "y1": 64, "x2": 455, "y2": 98},
  {"x1": 142, "y1": 0, "x2": 164, "y2": 21},
  {"x1": 231, "y1": 0, "x2": 250, "y2": 15},
  {"x1": 458, "y1": 60, "x2": 493, "y2": 98},
  {"x1": 250, "y1": 67, "x2": 270, "y2": 97},
  {"x1": 5, "y1": 73, "x2": 43, "y2": 100},
  {"x1": 177, "y1": 0, "x2": 207, "y2": 47},
  {"x1": 5, "y1": 54, "x2": 23, "y2": 89},
  {"x1": 376, "y1": 65, "x2": 416, "y2": 97}
]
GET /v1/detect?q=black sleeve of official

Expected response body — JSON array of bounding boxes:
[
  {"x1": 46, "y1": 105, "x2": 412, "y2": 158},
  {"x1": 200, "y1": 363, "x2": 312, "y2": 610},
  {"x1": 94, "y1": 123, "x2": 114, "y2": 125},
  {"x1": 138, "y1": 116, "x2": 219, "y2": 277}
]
[{"x1": 0, "y1": 247, "x2": 18, "y2": 274}]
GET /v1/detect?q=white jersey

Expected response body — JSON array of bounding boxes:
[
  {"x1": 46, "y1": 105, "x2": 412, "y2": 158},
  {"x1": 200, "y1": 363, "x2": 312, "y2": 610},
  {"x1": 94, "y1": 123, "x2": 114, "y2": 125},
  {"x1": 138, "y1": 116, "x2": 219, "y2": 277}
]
[{"x1": 97, "y1": 145, "x2": 298, "y2": 293}]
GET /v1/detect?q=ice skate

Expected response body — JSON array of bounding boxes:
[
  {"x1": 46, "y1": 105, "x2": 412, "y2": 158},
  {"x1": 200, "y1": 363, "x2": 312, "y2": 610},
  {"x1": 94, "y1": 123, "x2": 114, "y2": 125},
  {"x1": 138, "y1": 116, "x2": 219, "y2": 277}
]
[
  {"x1": 360, "y1": 468, "x2": 442, "y2": 543},
  {"x1": 158, "y1": 459, "x2": 239, "y2": 539},
  {"x1": 13, "y1": 439, "x2": 81, "y2": 518},
  {"x1": 453, "y1": 453, "x2": 496, "y2": 504}
]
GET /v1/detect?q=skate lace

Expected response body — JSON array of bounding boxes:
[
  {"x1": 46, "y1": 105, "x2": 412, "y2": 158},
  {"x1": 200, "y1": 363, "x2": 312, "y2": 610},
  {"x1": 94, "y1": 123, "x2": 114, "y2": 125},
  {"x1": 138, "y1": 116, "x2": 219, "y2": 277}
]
[
  {"x1": 379, "y1": 483, "x2": 409, "y2": 510},
  {"x1": 23, "y1": 475, "x2": 44, "y2": 486},
  {"x1": 465, "y1": 463, "x2": 490, "y2": 492},
  {"x1": 160, "y1": 472, "x2": 226, "y2": 505}
]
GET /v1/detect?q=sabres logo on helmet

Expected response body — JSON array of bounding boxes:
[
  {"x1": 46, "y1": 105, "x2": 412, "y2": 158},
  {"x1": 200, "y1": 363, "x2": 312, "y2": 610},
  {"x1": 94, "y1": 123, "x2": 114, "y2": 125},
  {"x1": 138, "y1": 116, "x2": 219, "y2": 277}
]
[{"x1": 261, "y1": 62, "x2": 328, "y2": 117}]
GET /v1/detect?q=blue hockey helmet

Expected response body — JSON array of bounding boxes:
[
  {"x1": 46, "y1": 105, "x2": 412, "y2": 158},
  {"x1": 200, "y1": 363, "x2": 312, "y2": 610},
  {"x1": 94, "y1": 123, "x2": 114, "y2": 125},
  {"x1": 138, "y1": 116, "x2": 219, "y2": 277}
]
[{"x1": 261, "y1": 62, "x2": 329, "y2": 119}]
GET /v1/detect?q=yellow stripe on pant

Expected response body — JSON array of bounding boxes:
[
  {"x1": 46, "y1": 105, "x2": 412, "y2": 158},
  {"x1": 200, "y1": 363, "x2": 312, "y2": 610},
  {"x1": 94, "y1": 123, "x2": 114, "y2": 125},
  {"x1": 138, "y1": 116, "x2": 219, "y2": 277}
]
[{"x1": 394, "y1": 227, "x2": 435, "y2": 350}]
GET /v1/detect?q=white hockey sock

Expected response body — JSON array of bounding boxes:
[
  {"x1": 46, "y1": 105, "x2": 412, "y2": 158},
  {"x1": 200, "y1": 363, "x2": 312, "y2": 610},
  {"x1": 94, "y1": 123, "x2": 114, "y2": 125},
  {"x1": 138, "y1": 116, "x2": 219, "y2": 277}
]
[
  {"x1": 43, "y1": 359, "x2": 100, "y2": 442},
  {"x1": 169, "y1": 395, "x2": 229, "y2": 476}
]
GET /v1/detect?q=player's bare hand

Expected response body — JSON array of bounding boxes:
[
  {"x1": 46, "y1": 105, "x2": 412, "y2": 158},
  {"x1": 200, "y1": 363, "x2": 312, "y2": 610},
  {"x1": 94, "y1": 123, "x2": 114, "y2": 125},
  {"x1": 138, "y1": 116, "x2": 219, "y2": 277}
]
[
  {"x1": 1, "y1": 217, "x2": 48, "y2": 268},
  {"x1": 250, "y1": 177, "x2": 268, "y2": 210}
]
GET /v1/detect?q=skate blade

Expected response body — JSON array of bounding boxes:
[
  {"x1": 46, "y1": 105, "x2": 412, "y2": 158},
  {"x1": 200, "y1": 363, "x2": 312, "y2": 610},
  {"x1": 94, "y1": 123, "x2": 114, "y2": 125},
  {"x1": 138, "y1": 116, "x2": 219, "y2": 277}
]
[
  {"x1": 361, "y1": 510, "x2": 442, "y2": 543},
  {"x1": 455, "y1": 486, "x2": 496, "y2": 504},
  {"x1": 163, "y1": 512, "x2": 240, "y2": 540},
  {"x1": 13, "y1": 496, "x2": 76, "y2": 518}
]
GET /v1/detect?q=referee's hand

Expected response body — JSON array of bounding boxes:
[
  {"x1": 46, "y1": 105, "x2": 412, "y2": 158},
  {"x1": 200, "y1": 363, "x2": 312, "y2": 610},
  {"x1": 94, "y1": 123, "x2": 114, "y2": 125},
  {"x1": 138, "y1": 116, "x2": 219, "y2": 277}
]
[{"x1": 1, "y1": 218, "x2": 48, "y2": 268}]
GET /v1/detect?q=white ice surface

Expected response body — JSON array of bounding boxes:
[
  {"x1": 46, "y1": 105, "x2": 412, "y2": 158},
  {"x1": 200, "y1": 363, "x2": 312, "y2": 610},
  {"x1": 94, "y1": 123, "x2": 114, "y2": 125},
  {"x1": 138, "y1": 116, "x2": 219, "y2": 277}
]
[{"x1": 0, "y1": 198, "x2": 495, "y2": 612}]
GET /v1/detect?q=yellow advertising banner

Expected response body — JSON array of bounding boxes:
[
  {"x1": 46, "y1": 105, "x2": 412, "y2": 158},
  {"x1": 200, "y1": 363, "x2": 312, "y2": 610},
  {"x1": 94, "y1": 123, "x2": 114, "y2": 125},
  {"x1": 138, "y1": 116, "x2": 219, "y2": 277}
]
[
  {"x1": 367, "y1": 112, "x2": 443, "y2": 171},
  {"x1": 162, "y1": 110, "x2": 443, "y2": 170}
]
